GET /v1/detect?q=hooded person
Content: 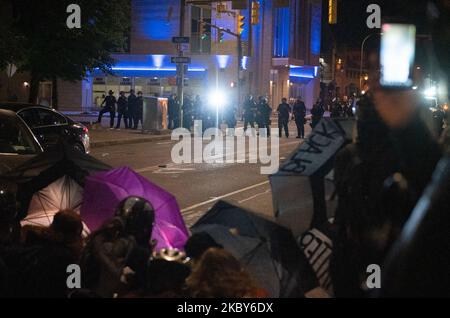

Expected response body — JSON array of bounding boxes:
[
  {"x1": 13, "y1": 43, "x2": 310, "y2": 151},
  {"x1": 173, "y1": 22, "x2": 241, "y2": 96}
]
[
  {"x1": 330, "y1": 93, "x2": 403, "y2": 297},
  {"x1": 79, "y1": 196, "x2": 155, "y2": 297}
]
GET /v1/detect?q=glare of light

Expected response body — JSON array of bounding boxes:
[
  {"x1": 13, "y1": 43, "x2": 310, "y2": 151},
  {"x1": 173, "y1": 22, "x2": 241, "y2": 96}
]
[
  {"x1": 110, "y1": 67, "x2": 206, "y2": 72},
  {"x1": 364, "y1": 75, "x2": 369, "y2": 81},
  {"x1": 361, "y1": 90, "x2": 366, "y2": 95},
  {"x1": 151, "y1": 55, "x2": 165, "y2": 69},
  {"x1": 241, "y1": 56, "x2": 248, "y2": 70},
  {"x1": 290, "y1": 74, "x2": 315, "y2": 79},
  {"x1": 314, "y1": 66, "x2": 319, "y2": 77},
  {"x1": 424, "y1": 86, "x2": 437, "y2": 99},
  {"x1": 208, "y1": 89, "x2": 226, "y2": 109},
  {"x1": 23, "y1": 81, "x2": 29, "y2": 87},
  {"x1": 412, "y1": 86, "x2": 418, "y2": 90},
  {"x1": 216, "y1": 55, "x2": 230, "y2": 69}
]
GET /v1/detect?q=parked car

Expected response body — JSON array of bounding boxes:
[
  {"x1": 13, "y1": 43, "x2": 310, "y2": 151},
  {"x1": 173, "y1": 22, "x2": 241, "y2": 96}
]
[
  {"x1": 0, "y1": 109, "x2": 43, "y2": 175},
  {"x1": 0, "y1": 103, "x2": 90, "y2": 153}
]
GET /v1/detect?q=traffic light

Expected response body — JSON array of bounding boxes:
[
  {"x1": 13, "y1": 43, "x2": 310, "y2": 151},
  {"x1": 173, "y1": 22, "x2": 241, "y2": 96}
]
[
  {"x1": 199, "y1": 21, "x2": 207, "y2": 40},
  {"x1": 217, "y1": 29, "x2": 224, "y2": 43},
  {"x1": 251, "y1": 1, "x2": 260, "y2": 25},
  {"x1": 328, "y1": 0, "x2": 337, "y2": 24},
  {"x1": 238, "y1": 15, "x2": 245, "y2": 35}
]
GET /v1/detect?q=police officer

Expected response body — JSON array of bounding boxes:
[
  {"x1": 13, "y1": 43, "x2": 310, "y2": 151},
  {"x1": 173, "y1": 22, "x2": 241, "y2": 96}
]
[
  {"x1": 243, "y1": 95, "x2": 256, "y2": 133},
  {"x1": 97, "y1": 90, "x2": 116, "y2": 128},
  {"x1": 277, "y1": 98, "x2": 291, "y2": 138},
  {"x1": 168, "y1": 94, "x2": 179, "y2": 129},
  {"x1": 134, "y1": 91, "x2": 144, "y2": 129},
  {"x1": 193, "y1": 95, "x2": 202, "y2": 121},
  {"x1": 115, "y1": 91, "x2": 129, "y2": 129},
  {"x1": 127, "y1": 89, "x2": 138, "y2": 129},
  {"x1": 183, "y1": 95, "x2": 193, "y2": 130},
  {"x1": 311, "y1": 102, "x2": 324, "y2": 128},
  {"x1": 257, "y1": 96, "x2": 272, "y2": 137},
  {"x1": 292, "y1": 97, "x2": 307, "y2": 139}
]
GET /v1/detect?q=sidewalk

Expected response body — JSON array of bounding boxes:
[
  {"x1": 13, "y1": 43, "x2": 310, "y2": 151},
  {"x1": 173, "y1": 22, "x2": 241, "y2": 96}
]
[
  {"x1": 89, "y1": 125, "x2": 172, "y2": 148},
  {"x1": 65, "y1": 111, "x2": 315, "y2": 149}
]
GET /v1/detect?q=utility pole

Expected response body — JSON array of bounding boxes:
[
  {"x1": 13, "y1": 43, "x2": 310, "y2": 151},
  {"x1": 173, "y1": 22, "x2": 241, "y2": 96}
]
[
  {"x1": 237, "y1": 34, "x2": 242, "y2": 113},
  {"x1": 177, "y1": 0, "x2": 186, "y2": 128}
]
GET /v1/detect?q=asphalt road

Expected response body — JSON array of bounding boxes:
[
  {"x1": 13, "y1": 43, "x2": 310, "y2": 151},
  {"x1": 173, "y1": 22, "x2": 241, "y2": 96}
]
[{"x1": 90, "y1": 122, "x2": 311, "y2": 228}]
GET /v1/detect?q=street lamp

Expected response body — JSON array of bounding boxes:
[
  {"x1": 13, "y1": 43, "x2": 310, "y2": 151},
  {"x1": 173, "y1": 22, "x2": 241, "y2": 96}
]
[{"x1": 359, "y1": 33, "x2": 381, "y2": 90}]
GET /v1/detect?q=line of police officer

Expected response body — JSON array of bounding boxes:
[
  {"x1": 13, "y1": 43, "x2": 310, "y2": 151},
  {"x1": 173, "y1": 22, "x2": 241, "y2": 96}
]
[{"x1": 97, "y1": 90, "x2": 144, "y2": 129}]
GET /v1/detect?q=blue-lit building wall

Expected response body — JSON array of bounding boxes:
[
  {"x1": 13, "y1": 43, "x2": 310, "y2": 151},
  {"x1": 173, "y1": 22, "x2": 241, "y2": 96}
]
[
  {"x1": 273, "y1": 7, "x2": 290, "y2": 57},
  {"x1": 133, "y1": 0, "x2": 179, "y2": 41},
  {"x1": 310, "y1": 1, "x2": 321, "y2": 56}
]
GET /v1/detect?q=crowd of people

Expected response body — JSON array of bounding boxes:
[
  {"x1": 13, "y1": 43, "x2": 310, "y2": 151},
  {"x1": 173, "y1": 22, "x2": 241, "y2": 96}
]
[{"x1": 0, "y1": 196, "x2": 272, "y2": 298}]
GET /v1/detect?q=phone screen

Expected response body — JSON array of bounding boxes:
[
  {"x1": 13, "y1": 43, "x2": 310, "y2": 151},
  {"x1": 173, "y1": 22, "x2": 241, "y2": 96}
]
[{"x1": 380, "y1": 24, "x2": 416, "y2": 88}]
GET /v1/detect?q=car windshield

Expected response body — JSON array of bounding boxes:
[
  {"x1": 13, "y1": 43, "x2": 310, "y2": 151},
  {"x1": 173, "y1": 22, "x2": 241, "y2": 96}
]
[{"x1": 0, "y1": 115, "x2": 39, "y2": 155}]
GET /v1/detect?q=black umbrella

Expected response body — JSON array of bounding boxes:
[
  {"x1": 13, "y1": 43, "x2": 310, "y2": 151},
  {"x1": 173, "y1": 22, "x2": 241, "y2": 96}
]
[
  {"x1": 3, "y1": 145, "x2": 111, "y2": 220},
  {"x1": 191, "y1": 200, "x2": 319, "y2": 298}
]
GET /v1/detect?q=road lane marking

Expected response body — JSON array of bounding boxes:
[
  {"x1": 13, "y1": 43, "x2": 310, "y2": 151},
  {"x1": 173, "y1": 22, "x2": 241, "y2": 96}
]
[
  {"x1": 135, "y1": 165, "x2": 161, "y2": 173},
  {"x1": 132, "y1": 139, "x2": 301, "y2": 175},
  {"x1": 180, "y1": 180, "x2": 270, "y2": 214},
  {"x1": 238, "y1": 189, "x2": 271, "y2": 204}
]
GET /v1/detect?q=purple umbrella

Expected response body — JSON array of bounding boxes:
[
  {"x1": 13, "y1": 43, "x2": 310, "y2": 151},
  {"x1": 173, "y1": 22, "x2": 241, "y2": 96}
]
[{"x1": 80, "y1": 166, "x2": 189, "y2": 250}]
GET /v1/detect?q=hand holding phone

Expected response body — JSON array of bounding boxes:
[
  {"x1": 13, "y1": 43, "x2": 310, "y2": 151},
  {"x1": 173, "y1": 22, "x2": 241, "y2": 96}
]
[{"x1": 380, "y1": 24, "x2": 416, "y2": 89}]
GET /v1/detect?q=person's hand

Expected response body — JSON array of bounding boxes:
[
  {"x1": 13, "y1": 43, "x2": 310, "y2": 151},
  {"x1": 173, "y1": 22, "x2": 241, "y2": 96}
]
[
  {"x1": 372, "y1": 86, "x2": 419, "y2": 129},
  {"x1": 369, "y1": 54, "x2": 420, "y2": 129}
]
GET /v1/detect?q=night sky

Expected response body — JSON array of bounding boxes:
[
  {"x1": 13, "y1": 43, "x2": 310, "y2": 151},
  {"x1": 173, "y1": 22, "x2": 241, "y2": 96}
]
[{"x1": 321, "y1": 0, "x2": 432, "y2": 50}]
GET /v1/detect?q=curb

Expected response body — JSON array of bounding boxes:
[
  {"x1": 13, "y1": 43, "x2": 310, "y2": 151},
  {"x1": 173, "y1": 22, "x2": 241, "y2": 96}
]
[{"x1": 90, "y1": 134, "x2": 172, "y2": 148}]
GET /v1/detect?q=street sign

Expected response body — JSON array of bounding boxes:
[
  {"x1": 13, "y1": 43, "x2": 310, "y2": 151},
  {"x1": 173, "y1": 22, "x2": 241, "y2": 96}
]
[
  {"x1": 172, "y1": 36, "x2": 190, "y2": 44},
  {"x1": 171, "y1": 56, "x2": 191, "y2": 64}
]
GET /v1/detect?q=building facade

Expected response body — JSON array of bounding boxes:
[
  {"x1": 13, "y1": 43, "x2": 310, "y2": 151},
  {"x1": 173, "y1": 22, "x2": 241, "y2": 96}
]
[{"x1": 1, "y1": 0, "x2": 322, "y2": 111}]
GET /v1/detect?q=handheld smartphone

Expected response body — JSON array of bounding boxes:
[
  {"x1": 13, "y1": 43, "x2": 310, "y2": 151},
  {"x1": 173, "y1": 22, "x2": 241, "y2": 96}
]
[{"x1": 380, "y1": 23, "x2": 416, "y2": 88}]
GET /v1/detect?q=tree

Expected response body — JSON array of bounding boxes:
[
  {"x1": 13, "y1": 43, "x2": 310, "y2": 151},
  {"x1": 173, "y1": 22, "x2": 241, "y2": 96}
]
[{"x1": 6, "y1": 0, "x2": 130, "y2": 106}]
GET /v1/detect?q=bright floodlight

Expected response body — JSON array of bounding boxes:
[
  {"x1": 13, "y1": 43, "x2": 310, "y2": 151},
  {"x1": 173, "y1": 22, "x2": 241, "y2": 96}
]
[
  {"x1": 424, "y1": 86, "x2": 437, "y2": 99},
  {"x1": 208, "y1": 90, "x2": 226, "y2": 108}
]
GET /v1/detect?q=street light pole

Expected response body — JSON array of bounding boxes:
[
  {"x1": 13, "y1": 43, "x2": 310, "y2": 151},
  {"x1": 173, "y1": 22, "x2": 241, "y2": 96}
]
[
  {"x1": 178, "y1": 0, "x2": 186, "y2": 128},
  {"x1": 359, "y1": 33, "x2": 381, "y2": 91}
]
